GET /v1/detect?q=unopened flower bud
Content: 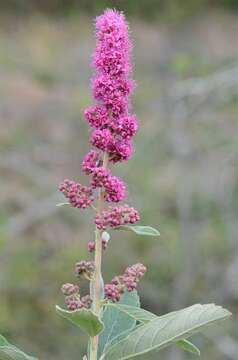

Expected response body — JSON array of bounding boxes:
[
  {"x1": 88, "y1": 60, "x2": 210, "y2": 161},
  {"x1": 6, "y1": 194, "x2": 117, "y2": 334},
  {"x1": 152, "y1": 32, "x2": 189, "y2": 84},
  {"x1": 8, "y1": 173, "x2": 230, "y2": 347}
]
[
  {"x1": 75, "y1": 261, "x2": 95, "y2": 278},
  {"x1": 61, "y1": 283, "x2": 79, "y2": 296}
]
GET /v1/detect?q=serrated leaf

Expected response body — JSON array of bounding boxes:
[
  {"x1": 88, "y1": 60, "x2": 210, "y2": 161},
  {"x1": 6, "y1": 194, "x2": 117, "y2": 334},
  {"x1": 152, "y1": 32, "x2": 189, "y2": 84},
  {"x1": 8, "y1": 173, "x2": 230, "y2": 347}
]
[
  {"x1": 177, "y1": 339, "x2": 200, "y2": 356},
  {"x1": 56, "y1": 305, "x2": 104, "y2": 337},
  {"x1": 105, "y1": 303, "x2": 199, "y2": 355},
  {"x1": 116, "y1": 225, "x2": 160, "y2": 237},
  {"x1": 100, "y1": 304, "x2": 231, "y2": 360},
  {"x1": 0, "y1": 335, "x2": 37, "y2": 360},
  {"x1": 98, "y1": 291, "x2": 140, "y2": 358}
]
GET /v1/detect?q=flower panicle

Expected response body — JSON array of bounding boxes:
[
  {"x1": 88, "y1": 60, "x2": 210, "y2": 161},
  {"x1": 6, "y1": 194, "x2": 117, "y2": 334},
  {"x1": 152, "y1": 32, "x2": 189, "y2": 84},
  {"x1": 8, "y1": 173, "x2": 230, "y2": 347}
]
[
  {"x1": 58, "y1": 9, "x2": 140, "y2": 232},
  {"x1": 58, "y1": 10, "x2": 146, "y2": 315},
  {"x1": 104, "y1": 263, "x2": 147, "y2": 302}
]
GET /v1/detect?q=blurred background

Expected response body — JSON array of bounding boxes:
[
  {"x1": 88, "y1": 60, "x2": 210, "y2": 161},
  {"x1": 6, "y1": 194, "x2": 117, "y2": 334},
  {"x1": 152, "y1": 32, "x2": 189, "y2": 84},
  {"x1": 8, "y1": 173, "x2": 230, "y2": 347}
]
[{"x1": 0, "y1": 1, "x2": 238, "y2": 359}]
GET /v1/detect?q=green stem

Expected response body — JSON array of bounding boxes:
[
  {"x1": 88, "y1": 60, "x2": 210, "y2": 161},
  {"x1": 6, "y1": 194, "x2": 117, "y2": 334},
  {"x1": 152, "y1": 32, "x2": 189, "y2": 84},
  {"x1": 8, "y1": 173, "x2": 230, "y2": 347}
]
[{"x1": 90, "y1": 152, "x2": 108, "y2": 360}]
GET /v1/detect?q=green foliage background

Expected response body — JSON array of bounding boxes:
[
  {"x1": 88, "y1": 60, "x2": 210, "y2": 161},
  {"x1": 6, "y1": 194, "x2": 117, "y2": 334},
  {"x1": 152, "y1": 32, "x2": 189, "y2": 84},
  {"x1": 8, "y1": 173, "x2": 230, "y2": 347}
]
[{"x1": 1, "y1": 0, "x2": 238, "y2": 19}]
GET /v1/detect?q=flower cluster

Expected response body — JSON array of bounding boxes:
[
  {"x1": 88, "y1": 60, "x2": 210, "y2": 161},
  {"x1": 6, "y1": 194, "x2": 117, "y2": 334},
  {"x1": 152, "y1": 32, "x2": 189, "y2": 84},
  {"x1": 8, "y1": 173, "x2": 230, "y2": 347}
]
[
  {"x1": 75, "y1": 261, "x2": 95, "y2": 279},
  {"x1": 58, "y1": 9, "x2": 140, "y2": 231},
  {"x1": 61, "y1": 259, "x2": 95, "y2": 311},
  {"x1": 104, "y1": 263, "x2": 147, "y2": 302},
  {"x1": 59, "y1": 180, "x2": 94, "y2": 209},
  {"x1": 61, "y1": 283, "x2": 92, "y2": 311},
  {"x1": 95, "y1": 205, "x2": 140, "y2": 230}
]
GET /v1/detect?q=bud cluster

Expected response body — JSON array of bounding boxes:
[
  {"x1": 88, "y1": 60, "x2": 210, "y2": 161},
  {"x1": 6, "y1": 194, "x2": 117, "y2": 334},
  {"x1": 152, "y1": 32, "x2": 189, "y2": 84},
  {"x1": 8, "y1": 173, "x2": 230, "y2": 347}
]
[
  {"x1": 61, "y1": 283, "x2": 92, "y2": 311},
  {"x1": 95, "y1": 205, "x2": 140, "y2": 230},
  {"x1": 104, "y1": 263, "x2": 147, "y2": 302},
  {"x1": 75, "y1": 261, "x2": 95, "y2": 279},
  {"x1": 59, "y1": 180, "x2": 94, "y2": 209},
  {"x1": 60, "y1": 259, "x2": 94, "y2": 311}
]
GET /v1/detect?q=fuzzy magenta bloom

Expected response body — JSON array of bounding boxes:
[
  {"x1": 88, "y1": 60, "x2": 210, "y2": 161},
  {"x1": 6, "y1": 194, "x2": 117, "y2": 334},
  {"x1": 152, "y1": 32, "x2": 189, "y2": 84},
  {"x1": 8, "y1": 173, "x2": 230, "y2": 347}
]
[
  {"x1": 91, "y1": 128, "x2": 114, "y2": 151},
  {"x1": 84, "y1": 105, "x2": 109, "y2": 129},
  {"x1": 95, "y1": 204, "x2": 140, "y2": 230},
  {"x1": 103, "y1": 175, "x2": 127, "y2": 203},
  {"x1": 82, "y1": 150, "x2": 101, "y2": 175},
  {"x1": 92, "y1": 75, "x2": 133, "y2": 116},
  {"x1": 59, "y1": 179, "x2": 94, "y2": 209},
  {"x1": 94, "y1": 9, "x2": 131, "y2": 77},
  {"x1": 91, "y1": 167, "x2": 111, "y2": 188},
  {"x1": 108, "y1": 139, "x2": 133, "y2": 163},
  {"x1": 111, "y1": 115, "x2": 138, "y2": 139}
]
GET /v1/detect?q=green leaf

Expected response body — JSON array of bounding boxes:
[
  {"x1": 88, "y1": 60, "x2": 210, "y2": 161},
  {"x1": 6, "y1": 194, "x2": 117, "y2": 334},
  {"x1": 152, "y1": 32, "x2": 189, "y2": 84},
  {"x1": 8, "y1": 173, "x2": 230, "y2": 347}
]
[
  {"x1": 0, "y1": 335, "x2": 9, "y2": 346},
  {"x1": 100, "y1": 304, "x2": 231, "y2": 360},
  {"x1": 116, "y1": 225, "x2": 160, "y2": 237},
  {"x1": 105, "y1": 303, "x2": 156, "y2": 323},
  {"x1": 105, "y1": 304, "x2": 200, "y2": 355},
  {"x1": 56, "y1": 305, "x2": 104, "y2": 337},
  {"x1": 0, "y1": 335, "x2": 37, "y2": 360},
  {"x1": 56, "y1": 202, "x2": 70, "y2": 207},
  {"x1": 177, "y1": 339, "x2": 200, "y2": 356},
  {"x1": 98, "y1": 291, "x2": 140, "y2": 358}
]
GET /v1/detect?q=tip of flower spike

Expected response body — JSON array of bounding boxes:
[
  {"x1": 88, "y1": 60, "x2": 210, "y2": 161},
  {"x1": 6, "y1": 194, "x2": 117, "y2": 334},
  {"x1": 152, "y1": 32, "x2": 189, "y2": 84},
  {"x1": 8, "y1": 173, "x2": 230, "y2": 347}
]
[
  {"x1": 94, "y1": 8, "x2": 132, "y2": 77},
  {"x1": 96, "y1": 8, "x2": 128, "y2": 29}
]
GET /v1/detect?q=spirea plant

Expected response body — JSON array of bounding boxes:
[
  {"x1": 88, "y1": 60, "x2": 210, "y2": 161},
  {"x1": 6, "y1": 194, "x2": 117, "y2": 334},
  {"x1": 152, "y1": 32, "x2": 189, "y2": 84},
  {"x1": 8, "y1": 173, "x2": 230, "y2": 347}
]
[{"x1": 0, "y1": 9, "x2": 231, "y2": 360}]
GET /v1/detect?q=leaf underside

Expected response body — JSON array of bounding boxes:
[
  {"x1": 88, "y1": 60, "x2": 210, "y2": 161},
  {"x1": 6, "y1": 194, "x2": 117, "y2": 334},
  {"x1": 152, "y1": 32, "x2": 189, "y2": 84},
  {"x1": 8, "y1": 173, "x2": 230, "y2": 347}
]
[
  {"x1": 116, "y1": 225, "x2": 160, "y2": 237},
  {"x1": 56, "y1": 305, "x2": 104, "y2": 337},
  {"x1": 104, "y1": 303, "x2": 200, "y2": 355},
  {"x1": 98, "y1": 291, "x2": 140, "y2": 359},
  {"x1": 0, "y1": 335, "x2": 37, "y2": 360},
  {"x1": 100, "y1": 304, "x2": 231, "y2": 360}
]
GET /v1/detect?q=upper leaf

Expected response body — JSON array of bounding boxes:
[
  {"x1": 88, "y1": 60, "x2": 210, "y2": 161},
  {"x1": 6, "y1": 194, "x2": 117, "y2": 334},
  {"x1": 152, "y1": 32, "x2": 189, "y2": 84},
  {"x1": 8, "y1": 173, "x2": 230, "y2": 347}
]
[
  {"x1": 98, "y1": 291, "x2": 140, "y2": 358},
  {"x1": 116, "y1": 225, "x2": 160, "y2": 237},
  {"x1": 100, "y1": 304, "x2": 231, "y2": 360},
  {"x1": 56, "y1": 305, "x2": 104, "y2": 337},
  {"x1": 0, "y1": 335, "x2": 37, "y2": 360}
]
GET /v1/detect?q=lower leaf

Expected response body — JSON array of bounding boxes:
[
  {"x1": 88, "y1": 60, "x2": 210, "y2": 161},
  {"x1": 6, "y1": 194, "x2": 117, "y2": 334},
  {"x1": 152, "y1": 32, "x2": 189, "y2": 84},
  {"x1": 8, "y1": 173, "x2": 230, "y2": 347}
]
[
  {"x1": 0, "y1": 335, "x2": 37, "y2": 360},
  {"x1": 98, "y1": 291, "x2": 140, "y2": 358},
  {"x1": 100, "y1": 304, "x2": 231, "y2": 360},
  {"x1": 56, "y1": 305, "x2": 104, "y2": 337},
  {"x1": 105, "y1": 303, "x2": 200, "y2": 355}
]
